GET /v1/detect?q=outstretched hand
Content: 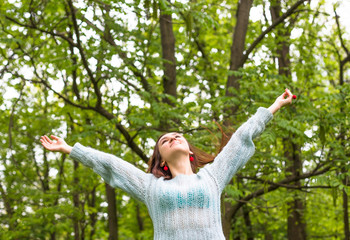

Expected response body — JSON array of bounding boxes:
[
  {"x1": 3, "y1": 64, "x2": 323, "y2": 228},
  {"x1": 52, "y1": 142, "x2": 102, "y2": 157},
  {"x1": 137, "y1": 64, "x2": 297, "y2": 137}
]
[
  {"x1": 40, "y1": 135, "x2": 72, "y2": 154},
  {"x1": 275, "y1": 88, "x2": 295, "y2": 108},
  {"x1": 268, "y1": 88, "x2": 296, "y2": 114}
]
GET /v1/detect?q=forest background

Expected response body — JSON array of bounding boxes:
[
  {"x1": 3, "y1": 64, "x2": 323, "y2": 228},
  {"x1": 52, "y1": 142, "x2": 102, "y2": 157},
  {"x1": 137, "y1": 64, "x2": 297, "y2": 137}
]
[{"x1": 0, "y1": 0, "x2": 349, "y2": 239}]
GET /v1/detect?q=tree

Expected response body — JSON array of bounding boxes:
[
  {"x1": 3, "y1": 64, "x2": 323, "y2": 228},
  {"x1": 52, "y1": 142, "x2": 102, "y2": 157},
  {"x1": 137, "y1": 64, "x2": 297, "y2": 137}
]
[{"x1": 0, "y1": 0, "x2": 349, "y2": 239}]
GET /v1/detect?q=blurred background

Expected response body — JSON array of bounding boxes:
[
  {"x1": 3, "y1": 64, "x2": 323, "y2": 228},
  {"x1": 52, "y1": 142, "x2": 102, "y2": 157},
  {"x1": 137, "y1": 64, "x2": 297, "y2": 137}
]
[{"x1": 0, "y1": 0, "x2": 349, "y2": 239}]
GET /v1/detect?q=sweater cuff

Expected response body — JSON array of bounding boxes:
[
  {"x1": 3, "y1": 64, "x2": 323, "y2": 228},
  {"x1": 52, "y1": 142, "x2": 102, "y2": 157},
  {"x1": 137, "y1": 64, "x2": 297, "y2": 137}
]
[
  {"x1": 69, "y1": 142, "x2": 88, "y2": 165},
  {"x1": 257, "y1": 107, "x2": 273, "y2": 125}
]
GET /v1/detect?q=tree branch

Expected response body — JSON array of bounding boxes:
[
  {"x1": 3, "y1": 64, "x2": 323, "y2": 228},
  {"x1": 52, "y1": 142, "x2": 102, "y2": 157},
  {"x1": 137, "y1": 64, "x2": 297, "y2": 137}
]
[
  {"x1": 230, "y1": 163, "x2": 333, "y2": 218},
  {"x1": 66, "y1": 0, "x2": 103, "y2": 108},
  {"x1": 240, "y1": 0, "x2": 308, "y2": 66},
  {"x1": 92, "y1": 105, "x2": 149, "y2": 162},
  {"x1": 334, "y1": 8, "x2": 349, "y2": 55},
  {"x1": 6, "y1": 16, "x2": 149, "y2": 163},
  {"x1": 238, "y1": 175, "x2": 334, "y2": 190},
  {"x1": 5, "y1": 15, "x2": 76, "y2": 47},
  {"x1": 80, "y1": 11, "x2": 153, "y2": 94}
]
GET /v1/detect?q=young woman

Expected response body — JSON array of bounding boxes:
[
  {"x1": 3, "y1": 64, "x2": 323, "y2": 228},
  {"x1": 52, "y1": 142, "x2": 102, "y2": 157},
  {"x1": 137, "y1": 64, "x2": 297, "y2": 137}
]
[{"x1": 40, "y1": 88, "x2": 295, "y2": 239}]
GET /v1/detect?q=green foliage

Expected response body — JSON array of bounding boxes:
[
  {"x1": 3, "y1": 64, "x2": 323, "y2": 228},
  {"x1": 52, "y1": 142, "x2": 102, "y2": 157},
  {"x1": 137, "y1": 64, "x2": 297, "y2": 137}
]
[{"x1": 0, "y1": 0, "x2": 349, "y2": 239}]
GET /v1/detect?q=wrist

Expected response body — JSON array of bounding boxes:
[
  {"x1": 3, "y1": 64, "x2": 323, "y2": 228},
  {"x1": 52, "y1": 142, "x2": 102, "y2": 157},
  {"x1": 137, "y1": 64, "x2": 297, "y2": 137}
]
[
  {"x1": 268, "y1": 102, "x2": 281, "y2": 115},
  {"x1": 62, "y1": 145, "x2": 73, "y2": 154}
]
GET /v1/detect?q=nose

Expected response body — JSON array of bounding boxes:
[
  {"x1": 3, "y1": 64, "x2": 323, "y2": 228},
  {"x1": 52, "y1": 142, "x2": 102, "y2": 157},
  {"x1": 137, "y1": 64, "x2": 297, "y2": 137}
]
[{"x1": 169, "y1": 136, "x2": 177, "y2": 143}]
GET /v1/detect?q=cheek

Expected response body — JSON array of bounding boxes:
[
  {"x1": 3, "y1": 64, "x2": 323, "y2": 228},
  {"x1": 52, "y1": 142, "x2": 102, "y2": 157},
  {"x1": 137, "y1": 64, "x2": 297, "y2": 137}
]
[
  {"x1": 182, "y1": 141, "x2": 190, "y2": 151},
  {"x1": 158, "y1": 145, "x2": 167, "y2": 157}
]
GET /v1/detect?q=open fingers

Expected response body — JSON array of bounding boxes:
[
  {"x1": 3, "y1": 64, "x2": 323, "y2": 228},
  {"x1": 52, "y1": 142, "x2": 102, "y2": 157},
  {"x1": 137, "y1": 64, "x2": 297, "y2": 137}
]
[
  {"x1": 40, "y1": 136, "x2": 48, "y2": 144},
  {"x1": 50, "y1": 135, "x2": 59, "y2": 141},
  {"x1": 44, "y1": 135, "x2": 53, "y2": 144},
  {"x1": 41, "y1": 141, "x2": 50, "y2": 149},
  {"x1": 40, "y1": 135, "x2": 53, "y2": 145},
  {"x1": 40, "y1": 139, "x2": 51, "y2": 150}
]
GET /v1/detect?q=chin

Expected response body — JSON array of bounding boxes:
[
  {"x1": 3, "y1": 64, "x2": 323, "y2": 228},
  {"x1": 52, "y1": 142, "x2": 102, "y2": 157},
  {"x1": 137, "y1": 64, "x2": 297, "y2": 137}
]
[{"x1": 170, "y1": 148, "x2": 190, "y2": 157}]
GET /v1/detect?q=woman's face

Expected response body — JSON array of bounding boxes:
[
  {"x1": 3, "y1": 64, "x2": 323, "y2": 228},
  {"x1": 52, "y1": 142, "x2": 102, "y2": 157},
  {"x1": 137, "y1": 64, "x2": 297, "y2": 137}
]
[{"x1": 158, "y1": 132, "x2": 191, "y2": 161}]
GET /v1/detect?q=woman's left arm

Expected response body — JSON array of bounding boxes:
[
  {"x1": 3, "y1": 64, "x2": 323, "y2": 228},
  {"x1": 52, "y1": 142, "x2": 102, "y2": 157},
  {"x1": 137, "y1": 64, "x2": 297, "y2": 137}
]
[{"x1": 203, "y1": 88, "x2": 294, "y2": 192}]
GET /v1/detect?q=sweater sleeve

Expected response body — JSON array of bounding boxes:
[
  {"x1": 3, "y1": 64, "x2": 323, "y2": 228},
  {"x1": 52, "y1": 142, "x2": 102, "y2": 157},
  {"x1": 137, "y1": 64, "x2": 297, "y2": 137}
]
[
  {"x1": 69, "y1": 143, "x2": 152, "y2": 203},
  {"x1": 203, "y1": 107, "x2": 273, "y2": 192}
]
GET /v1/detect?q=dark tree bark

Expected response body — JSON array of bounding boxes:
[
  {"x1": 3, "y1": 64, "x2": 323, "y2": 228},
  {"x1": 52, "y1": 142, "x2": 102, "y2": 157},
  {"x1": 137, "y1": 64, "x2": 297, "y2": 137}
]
[
  {"x1": 283, "y1": 138, "x2": 307, "y2": 240},
  {"x1": 50, "y1": 154, "x2": 66, "y2": 240},
  {"x1": 88, "y1": 186, "x2": 97, "y2": 239},
  {"x1": 73, "y1": 159, "x2": 81, "y2": 240},
  {"x1": 342, "y1": 168, "x2": 349, "y2": 240},
  {"x1": 136, "y1": 202, "x2": 144, "y2": 232},
  {"x1": 106, "y1": 183, "x2": 118, "y2": 240},
  {"x1": 221, "y1": 193, "x2": 232, "y2": 239},
  {"x1": 270, "y1": 1, "x2": 306, "y2": 239},
  {"x1": 159, "y1": 0, "x2": 177, "y2": 105},
  {"x1": 222, "y1": 1, "x2": 253, "y2": 237},
  {"x1": 224, "y1": 0, "x2": 253, "y2": 122},
  {"x1": 264, "y1": 226, "x2": 273, "y2": 240},
  {"x1": 42, "y1": 93, "x2": 50, "y2": 192},
  {"x1": 213, "y1": 0, "x2": 309, "y2": 236},
  {"x1": 223, "y1": 0, "x2": 307, "y2": 123},
  {"x1": 338, "y1": 35, "x2": 350, "y2": 240},
  {"x1": 334, "y1": 9, "x2": 350, "y2": 238},
  {"x1": 243, "y1": 205, "x2": 254, "y2": 240},
  {"x1": 270, "y1": 1, "x2": 291, "y2": 78},
  {"x1": 340, "y1": 62, "x2": 350, "y2": 239}
]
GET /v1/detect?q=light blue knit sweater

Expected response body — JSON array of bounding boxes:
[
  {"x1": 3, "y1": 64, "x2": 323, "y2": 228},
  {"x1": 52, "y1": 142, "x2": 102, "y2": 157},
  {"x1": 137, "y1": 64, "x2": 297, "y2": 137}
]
[{"x1": 69, "y1": 107, "x2": 273, "y2": 239}]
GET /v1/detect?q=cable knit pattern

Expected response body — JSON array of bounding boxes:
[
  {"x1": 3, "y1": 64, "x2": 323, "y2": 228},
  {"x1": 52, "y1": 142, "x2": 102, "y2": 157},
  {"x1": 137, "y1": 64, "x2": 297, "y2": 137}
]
[{"x1": 69, "y1": 107, "x2": 273, "y2": 239}]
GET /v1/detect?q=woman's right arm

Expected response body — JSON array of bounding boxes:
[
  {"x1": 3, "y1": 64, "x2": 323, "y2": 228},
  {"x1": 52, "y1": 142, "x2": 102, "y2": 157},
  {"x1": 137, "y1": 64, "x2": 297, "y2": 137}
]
[{"x1": 40, "y1": 135, "x2": 151, "y2": 203}]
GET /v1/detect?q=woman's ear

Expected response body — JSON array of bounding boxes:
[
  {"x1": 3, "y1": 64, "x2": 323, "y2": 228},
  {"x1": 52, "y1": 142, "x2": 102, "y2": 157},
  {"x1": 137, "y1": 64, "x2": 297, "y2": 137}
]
[{"x1": 189, "y1": 151, "x2": 194, "y2": 155}]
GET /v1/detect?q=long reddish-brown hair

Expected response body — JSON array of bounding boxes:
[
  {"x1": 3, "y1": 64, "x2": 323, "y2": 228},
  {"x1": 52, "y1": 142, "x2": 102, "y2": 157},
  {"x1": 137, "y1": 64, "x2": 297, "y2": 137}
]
[{"x1": 147, "y1": 131, "x2": 230, "y2": 180}]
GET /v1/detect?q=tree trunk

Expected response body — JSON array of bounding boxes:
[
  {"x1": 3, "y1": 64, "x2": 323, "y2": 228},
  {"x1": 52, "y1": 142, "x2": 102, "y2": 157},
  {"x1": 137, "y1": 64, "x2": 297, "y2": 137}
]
[
  {"x1": 283, "y1": 138, "x2": 307, "y2": 240},
  {"x1": 342, "y1": 169, "x2": 349, "y2": 240},
  {"x1": 159, "y1": 0, "x2": 176, "y2": 104},
  {"x1": 89, "y1": 186, "x2": 98, "y2": 239},
  {"x1": 339, "y1": 49, "x2": 350, "y2": 240},
  {"x1": 264, "y1": 225, "x2": 273, "y2": 240},
  {"x1": 270, "y1": 1, "x2": 291, "y2": 79},
  {"x1": 270, "y1": 1, "x2": 306, "y2": 238},
  {"x1": 106, "y1": 183, "x2": 118, "y2": 240},
  {"x1": 341, "y1": 93, "x2": 350, "y2": 240},
  {"x1": 224, "y1": 0, "x2": 253, "y2": 122},
  {"x1": 73, "y1": 159, "x2": 81, "y2": 240},
  {"x1": 243, "y1": 205, "x2": 254, "y2": 240},
  {"x1": 222, "y1": 0, "x2": 307, "y2": 237},
  {"x1": 222, "y1": 1, "x2": 253, "y2": 237},
  {"x1": 221, "y1": 0, "x2": 309, "y2": 236},
  {"x1": 136, "y1": 202, "x2": 144, "y2": 232},
  {"x1": 222, "y1": 193, "x2": 232, "y2": 238}
]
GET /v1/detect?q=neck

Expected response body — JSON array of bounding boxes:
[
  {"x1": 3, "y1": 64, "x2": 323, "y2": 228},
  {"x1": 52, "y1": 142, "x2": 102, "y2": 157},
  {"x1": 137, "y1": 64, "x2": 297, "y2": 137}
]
[{"x1": 167, "y1": 155, "x2": 194, "y2": 178}]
